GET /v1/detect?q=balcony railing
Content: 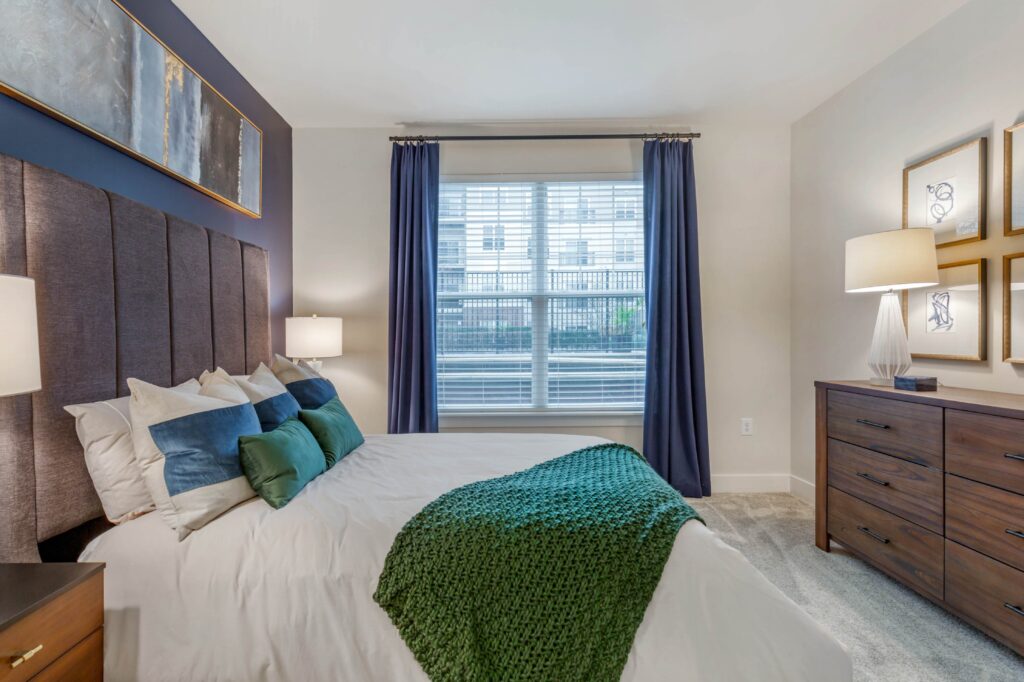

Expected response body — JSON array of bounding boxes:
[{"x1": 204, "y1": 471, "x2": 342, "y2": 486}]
[
  {"x1": 437, "y1": 354, "x2": 646, "y2": 408},
  {"x1": 437, "y1": 294, "x2": 646, "y2": 354},
  {"x1": 438, "y1": 269, "x2": 644, "y2": 294}
]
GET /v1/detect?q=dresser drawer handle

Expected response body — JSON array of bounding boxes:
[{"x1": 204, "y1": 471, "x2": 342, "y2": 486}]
[
  {"x1": 856, "y1": 472, "x2": 890, "y2": 487},
  {"x1": 856, "y1": 418, "x2": 890, "y2": 430},
  {"x1": 1004, "y1": 453, "x2": 1024, "y2": 463},
  {"x1": 1005, "y1": 603, "x2": 1024, "y2": 619},
  {"x1": 857, "y1": 526, "x2": 890, "y2": 544},
  {"x1": 9, "y1": 644, "x2": 43, "y2": 669},
  {"x1": 1006, "y1": 529, "x2": 1024, "y2": 540}
]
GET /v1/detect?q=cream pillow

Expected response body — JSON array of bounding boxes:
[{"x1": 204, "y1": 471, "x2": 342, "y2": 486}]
[
  {"x1": 270, "y1": 354, "x2": 338, "y2": 409},
  {"x1": 65, "y1": 379, "x2": 200, "y2": 524},
  {"x1": 202, "y1": 365, "x2": 301, "y2": 431},
  {"x1": 130, "y1": 373, "x2": 261, "y2": 539},
  {"x1": 199, "y1": 369, "x2": 250, "y2": 382}
]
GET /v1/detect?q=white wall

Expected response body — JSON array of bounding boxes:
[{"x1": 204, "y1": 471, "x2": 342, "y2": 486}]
[
  {"x1": 790, "y1": 0, "x2": 1024, "y2": 499},
  {"x1": 294, "y1": 122, "x2": 792, "y2": 492}
]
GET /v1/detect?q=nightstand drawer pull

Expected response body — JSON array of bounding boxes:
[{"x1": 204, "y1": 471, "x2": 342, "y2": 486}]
[
  {"x1": 1006, "y1": 528, "x2": 1024, "y2": 540},
  {"x1": 1005, "y1": 603, "x2": 1024, "y2": 619},
  {"x1": 1004, "y1": 453, "x2": 1024, "y2": 463},
  {"x1": 856, "y1": 418, "x2": 890, "y2": 430},
  {"x1": 857, "y1": 526, "x2": 890, "y2": 544},
  {"x1": 856, "y1": 472, "x2": 890, "y2": 487},
  {"x1": 10, "y1": 644, "x2": 43, "y2": 669}
]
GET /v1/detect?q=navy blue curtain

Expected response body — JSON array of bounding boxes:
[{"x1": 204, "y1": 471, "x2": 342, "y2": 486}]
[
  {"x1": 388, "y1": 142, "x2": 439, "y2": 433},
  {"x1": 642, "y1": 140, "x2": 711, "y2": 497}
]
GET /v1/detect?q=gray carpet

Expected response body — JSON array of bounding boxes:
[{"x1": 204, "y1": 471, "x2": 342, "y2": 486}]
[{"x1": 687, "y1": 494, "x2": 1023, "y2": 682}]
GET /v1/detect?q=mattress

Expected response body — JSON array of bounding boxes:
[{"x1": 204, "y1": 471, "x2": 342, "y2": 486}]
[{"x1": 81, "y1": 433, "x2": 852, "y2": 681}]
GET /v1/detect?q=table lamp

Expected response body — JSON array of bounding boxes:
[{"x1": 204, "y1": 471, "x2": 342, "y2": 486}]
[
  {"x1": 0, "y1": 274, "x2": 41, "y2": 396},
  {"x1": 845, "y1": 228, "x2": 938, "y2": 385},
  {"x1": 285, "y1": 314, "x2": 343, "y2": 372}
]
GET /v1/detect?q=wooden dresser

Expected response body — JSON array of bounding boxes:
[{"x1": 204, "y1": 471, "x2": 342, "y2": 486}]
[
  {"x1": 0, "y1": 563, "x2": 103, "y2": 681},
  {"x1": 816, "y1": 380, "x2": 1024, "y2": 656}
]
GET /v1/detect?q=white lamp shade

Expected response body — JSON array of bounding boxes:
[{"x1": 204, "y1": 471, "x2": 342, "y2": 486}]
[
  {"x1": 845, "y1": 228, "x2": 939, "y2": 293},
  {"x1": 0, "y1": 275, "x2": 41, "y2": 397},
  {"x1": 286, "y1": 316, "x2": 343, "y2": 359}
]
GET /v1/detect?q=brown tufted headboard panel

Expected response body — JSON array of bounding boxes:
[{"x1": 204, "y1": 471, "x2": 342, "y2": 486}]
[{"x1": 0, "y1": 153, "x2": 271, "y2": 562}]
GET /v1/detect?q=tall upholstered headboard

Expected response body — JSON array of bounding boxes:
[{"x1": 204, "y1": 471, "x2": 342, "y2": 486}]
[{"x1": 0, "y1": 153, "x2": 271, "y2": 562}]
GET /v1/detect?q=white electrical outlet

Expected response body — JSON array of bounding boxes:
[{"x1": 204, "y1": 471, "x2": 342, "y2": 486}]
[{"x1": 740, "y1": 417, "x2": 754, "y2": 436}]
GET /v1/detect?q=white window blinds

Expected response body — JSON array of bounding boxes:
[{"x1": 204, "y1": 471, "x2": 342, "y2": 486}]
[{"x1": 437, "y1": 180, "x2": 646, "y2": 411}]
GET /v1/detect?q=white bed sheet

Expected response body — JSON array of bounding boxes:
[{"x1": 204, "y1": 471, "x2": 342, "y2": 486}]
[{"x1": 82, "y1": 433, "x2": 851, "y2": 682}]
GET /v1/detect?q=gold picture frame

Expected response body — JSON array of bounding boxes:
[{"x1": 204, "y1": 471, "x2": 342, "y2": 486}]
[
  {"x1": 1005, "y1": 122, "x2": 1024, "y2": 237},
  {"x1": 1003, "y1": 252, "x2": 1024, "y2": 363},
  {"x1": 903, "y1": 258, "x2": 986, "y2": 361},
  {"x1": 0, "y1": 0, "x2": 262, "y2": 217},
  {"x1": 902, "y1": 138, "x2": 987, "y2": 248}
]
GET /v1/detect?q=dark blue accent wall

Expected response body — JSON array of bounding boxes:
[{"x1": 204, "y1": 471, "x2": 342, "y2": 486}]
[{"x1": 0, "y1": 0, "x2": 292, "y2": 353}]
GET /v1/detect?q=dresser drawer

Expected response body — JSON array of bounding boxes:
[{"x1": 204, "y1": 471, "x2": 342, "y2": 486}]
[
  {"x1": 827, "y1": 487, "x2": 943, "y2": 600},
  {"x1": 947, "y1": 410, "x2": 1024, "y2": 495},
  {"x1": 827, "y1": 390, "x2": 942, "y2": 468},
  {"x1": 946, "y1": 540, "x2": 1024, "y2": 653},
  {"x1": 32, "y1": 629, "x2": 102, "y2": 682},
  {"x1": 0, "y1": 572, "x2": 102, "y2": 682},
  {"x1": 828, "y1": 439, "x2": 942, "y2": 533},
  {"x1": 946, "y1": 474, "x2": 1024, "y2": 572}
]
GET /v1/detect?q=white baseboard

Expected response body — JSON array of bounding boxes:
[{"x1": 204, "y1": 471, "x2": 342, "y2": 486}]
[
  {"x1": 708, "y1": 473, "x2": 817, "y2": 500},
  {"x1": 710, "y1": 473, "x2": 791, "y2": 493},
  {"x1": 789, "y1": 475, "x2": 815, "y2": 504}
]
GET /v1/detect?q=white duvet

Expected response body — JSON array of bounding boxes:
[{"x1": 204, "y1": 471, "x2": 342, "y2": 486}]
[{"x1": 82, "y1": 433, "x2": 851, "y2": 682}]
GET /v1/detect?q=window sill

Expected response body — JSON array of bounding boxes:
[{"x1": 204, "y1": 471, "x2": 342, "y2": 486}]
[{"x1": 439, "y1": 410, "x2": 644, "y2": 428}]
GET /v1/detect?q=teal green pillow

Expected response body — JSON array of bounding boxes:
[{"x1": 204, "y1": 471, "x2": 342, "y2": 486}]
[
  {"x1": 238, "y1": 418, "x2": 326, "y2": 509},
  {"x1": 298, "y1": 397, "x2": 364, "y2": 468}
]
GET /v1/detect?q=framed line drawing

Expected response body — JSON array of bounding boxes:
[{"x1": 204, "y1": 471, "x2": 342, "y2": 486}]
[
  {"x1": 1003, "y1": 252, "x2": 1024, "y2": 363},
  {"x1": 1004, "y1": 122, "x2": 1024, "y2": 236},
  {"x1": 904, "y1": 258, "x2": 986, "y2": 361},
  {"x1": 903, "y1": 138, "x2": 986, "y2": 248}
]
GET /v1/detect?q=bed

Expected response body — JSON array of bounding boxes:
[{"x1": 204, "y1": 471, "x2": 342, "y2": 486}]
[
  {"x1": 0, "y1": 154, "x2": 851, "y2": 681},
  {"x1": 81, "y1": 432, "x2": 851, "y2": 681}
]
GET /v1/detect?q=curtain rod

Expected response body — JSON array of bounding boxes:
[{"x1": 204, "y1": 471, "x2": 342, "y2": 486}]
[{"x1": 388, "y1": 132, "x2": 700, "y2": 142}]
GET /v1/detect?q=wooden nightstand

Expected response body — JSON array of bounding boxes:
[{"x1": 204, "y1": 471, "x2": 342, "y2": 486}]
[{"x1": 0, "y1": 563, "x2": 104, "y2": 681}]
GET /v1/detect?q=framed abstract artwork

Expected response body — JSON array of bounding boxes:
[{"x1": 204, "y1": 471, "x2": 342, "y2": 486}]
[
  {"x1": 1004, "y1": 122, "x2": 1024, "y2": 236},
  {"x1": 1003, "y1": 252, "x2": 1024, "y2": 363},
  {"x1": 904, "y1": 258, "x2": 986, "y2": 361},
  {"x1": 903, "y1": 138, "x2": 986, "y2": 248},
  {"x1": 0, "y1": 0, "x2": 262, "y2": 217}
]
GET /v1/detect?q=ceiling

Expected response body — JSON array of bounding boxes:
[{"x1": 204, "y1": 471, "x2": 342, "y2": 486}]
[{"x1": 172, "y1": 0, "x2": 970, "y2": 128}]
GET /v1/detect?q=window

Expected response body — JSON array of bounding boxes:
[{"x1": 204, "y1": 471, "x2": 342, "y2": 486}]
[
  {"x1": 614, "y1": 238, "x2": 636, "y2": 263},
  {"x1": 437, "y1": 180, "x2": 646, "y2": 411},
  {"x1": 576, "y1": 196, "x2": 595, "y2": 223},
  {"x1": 482, "y1": 224, "x2": 505, "y2": 251},
  {"x1": 615, "y1": 197, "x2": 638, "y2": 221},
  {"x1": 438, "y1": 232, "x2": 464, "y2": 266},
  {"x1": 559, "y1": 239, "x2": 590, "y2": 266}
]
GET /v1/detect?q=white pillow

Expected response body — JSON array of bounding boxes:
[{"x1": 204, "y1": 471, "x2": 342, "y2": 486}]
[
  {"x1": 65, "y1": 379, "x2": 201, "y2": 524},
  {"x1": 270, "y1": 354, "x2": 338, "y2": 409},
  {"x1": 199, "y1": 369, "x2": 250, "y2": 382},
  {"x1": 129, "y1": 373, "x2": 261, "y2": 540},
  {"x1": 202, "y1": 365, "x2": 300, "y2": 431}
]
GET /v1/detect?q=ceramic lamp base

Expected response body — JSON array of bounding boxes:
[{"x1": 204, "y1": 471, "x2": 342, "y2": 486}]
[
  {"x1": 294, "y1": 358, "x2": 323, "y2": 372},
  {"x1": 867, "y1": 291, "x2": 911, "y2": 386}
]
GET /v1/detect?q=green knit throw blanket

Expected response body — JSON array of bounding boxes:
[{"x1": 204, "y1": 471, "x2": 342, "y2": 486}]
[{"x1": 373, "y1": 443, "x2": 703, "y2": 682}]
